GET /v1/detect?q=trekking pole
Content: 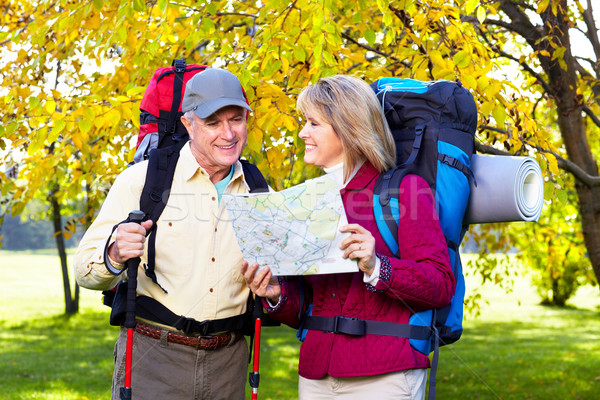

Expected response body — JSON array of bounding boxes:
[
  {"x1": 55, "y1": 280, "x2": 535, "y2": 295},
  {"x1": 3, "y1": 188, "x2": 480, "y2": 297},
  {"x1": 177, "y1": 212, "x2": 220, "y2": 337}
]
[
  {"x1": 120, "y1": 210, "x2": 145, "y2": 400},
  {"x1": 249, "y1": 296, "x2": 263, "y2": 400}
]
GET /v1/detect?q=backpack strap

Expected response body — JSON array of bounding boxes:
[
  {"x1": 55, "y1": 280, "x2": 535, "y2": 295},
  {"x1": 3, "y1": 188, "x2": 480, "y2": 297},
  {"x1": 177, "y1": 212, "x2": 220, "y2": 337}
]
[
  {"x1": 138, "y1": 140, "x2": 187, "y2": 293},
  {"x1": 240, "y1": 159, "x2": 269, "y2": 193},
  {"x1": 438, "y1": 153, "x2": 476, "y2": 185},
  {"x1": 301, "y1": 315, "x2": 432, "y2": 339},
  {"x1": 135, "y1": 295, "x2": 251, "y2": 335},
  {"x1": 300, "y1": 313, "x2": 444, "y2": 400},
  {"x1": 161, "y1": 58, "x2": 188, "y2": 147},
  {"x1": 373, "y1": 167, "x2": 407, "y2": 258},
  {"x1": 398, "y1": 124, "x2": 425, "y2": 168}
]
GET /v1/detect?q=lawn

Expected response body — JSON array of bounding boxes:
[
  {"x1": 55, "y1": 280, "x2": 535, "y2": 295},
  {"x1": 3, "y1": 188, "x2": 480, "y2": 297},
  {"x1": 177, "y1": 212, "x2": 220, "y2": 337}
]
[{"x1": 1, "y1": 250, "x2": 599, "y2": 399}]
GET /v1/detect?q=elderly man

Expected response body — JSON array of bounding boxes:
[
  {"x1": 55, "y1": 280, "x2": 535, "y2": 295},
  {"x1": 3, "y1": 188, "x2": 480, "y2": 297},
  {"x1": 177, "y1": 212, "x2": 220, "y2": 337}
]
[{"x1": 74, "y1": 68, "x2": 260, "y2": 399}]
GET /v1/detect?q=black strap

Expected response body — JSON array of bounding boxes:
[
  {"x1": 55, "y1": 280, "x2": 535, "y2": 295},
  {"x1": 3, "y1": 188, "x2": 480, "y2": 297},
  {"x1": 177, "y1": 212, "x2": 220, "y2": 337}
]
[
  {"x1": 302, "y1": 315, "x2": 432, "y2": 340},
  {"x1": 398, "y1": 124, "x2": 425, "y2": 168},
  {"x1": 437, "y1": 153, "x2": 476, "y2": 186},
  {"x1": 138, "y1": 141, "x2": 186, "y2": 293},
  {"x1": 163, "y1": 58, "x2": 187, "y2": 144},
  {"x1": 375, "y1": 167, "x2": 407, "y2": 258},
  {"x1": 428, "y1": 321, "x2": 440, "y2": 400},
  {"x1": 240, "y1": 159, "x2": 269, "y2": 193},
  {"x1": 135, "y1": 295, "x2": 250, "y2": 335}
]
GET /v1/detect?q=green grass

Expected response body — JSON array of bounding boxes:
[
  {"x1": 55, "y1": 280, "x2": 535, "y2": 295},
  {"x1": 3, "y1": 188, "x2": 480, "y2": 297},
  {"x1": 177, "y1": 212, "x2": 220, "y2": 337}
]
[{"x1": 1, "y1": 250, "x2": 599, "y2": 399}]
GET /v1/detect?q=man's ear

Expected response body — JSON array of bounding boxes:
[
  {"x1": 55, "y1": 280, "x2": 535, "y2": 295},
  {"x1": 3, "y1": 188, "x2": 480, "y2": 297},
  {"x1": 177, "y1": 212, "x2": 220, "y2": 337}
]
[{"x1": 181, "y1": 114, "x2": 193, "y2": 137}]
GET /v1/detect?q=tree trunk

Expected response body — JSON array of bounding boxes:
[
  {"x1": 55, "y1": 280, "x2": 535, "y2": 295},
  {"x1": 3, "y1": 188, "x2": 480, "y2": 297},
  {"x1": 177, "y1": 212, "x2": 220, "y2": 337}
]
[
  {"x1": 51, "y1": 192, "x2": 79, "y2": 314},
  {"x1": 497, "y1": 0, "x2": 600, "y2": 287}
]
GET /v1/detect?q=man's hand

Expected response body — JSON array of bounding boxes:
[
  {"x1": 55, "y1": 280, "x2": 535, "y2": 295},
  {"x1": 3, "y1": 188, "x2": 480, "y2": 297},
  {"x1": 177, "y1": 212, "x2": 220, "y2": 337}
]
[{"x1": 108, "y1": 220, "x2": 154, "y2": 264}]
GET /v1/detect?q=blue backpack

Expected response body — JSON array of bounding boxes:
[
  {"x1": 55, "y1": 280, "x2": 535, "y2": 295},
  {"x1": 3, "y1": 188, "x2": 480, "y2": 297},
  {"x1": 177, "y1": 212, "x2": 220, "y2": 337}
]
[
  {"x1": 370, "y1": 77, "x2": 476, "y2": 355},
  {"x1": 370, "y1": 78, "x2": 476, "y2": 398}
]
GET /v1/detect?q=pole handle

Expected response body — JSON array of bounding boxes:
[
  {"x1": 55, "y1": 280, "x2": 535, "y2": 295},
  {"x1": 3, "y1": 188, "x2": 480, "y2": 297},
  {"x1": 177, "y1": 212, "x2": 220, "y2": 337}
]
[{"x1": 123, "y1": 210, "x2": 144, "y2": 330}]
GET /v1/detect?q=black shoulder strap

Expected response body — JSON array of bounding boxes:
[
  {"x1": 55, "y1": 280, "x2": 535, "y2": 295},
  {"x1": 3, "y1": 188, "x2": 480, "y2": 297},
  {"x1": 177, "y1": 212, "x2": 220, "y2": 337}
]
[
  {"x1": 138, "y1": 140, "x2": 187, "y2": 293},
  {"x1": 162, "y1": 58, "x2": 187, "y2": 145},
  {"x1": 240, "y1": 159, "x2": 268, "y2": 193},
  {"x1": 373, "y1": 166, "x2": 407, "y2": 258}
]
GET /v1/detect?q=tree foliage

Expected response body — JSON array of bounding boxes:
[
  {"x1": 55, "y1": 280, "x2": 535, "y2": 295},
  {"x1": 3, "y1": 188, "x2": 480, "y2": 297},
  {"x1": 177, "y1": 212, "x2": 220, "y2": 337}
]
[{"x1": 1, "y1": 0, "x2": 599, "y2": 305}]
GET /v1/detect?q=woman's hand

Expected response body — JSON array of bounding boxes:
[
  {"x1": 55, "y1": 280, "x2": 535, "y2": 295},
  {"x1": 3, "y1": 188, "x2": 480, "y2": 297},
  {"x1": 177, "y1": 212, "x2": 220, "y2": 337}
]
[
  {"x1": 339, "y1": 223, "x2": 377, "y2": 275},
  {"x1": 241, "y1": 261, "x2": 282, "y2": 304}
]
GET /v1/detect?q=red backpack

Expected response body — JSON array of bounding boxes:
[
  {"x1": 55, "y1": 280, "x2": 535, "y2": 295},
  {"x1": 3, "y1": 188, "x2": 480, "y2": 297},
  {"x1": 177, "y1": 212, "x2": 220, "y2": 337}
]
[{"x1": 133, "y1": 59, "x2": 208, "y2": 163}]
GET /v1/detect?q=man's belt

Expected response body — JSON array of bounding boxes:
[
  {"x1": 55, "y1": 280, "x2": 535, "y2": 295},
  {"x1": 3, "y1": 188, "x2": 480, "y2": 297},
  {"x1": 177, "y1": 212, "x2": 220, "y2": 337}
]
[{"x1": 134, "y1": 321, "x2": 241, "y2": 350}]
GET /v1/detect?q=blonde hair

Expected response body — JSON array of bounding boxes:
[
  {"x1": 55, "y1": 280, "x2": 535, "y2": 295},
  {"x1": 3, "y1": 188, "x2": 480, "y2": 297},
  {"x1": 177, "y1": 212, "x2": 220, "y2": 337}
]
[{"x1": 297, "y1": 75, "x2": 396, "y2": 181}]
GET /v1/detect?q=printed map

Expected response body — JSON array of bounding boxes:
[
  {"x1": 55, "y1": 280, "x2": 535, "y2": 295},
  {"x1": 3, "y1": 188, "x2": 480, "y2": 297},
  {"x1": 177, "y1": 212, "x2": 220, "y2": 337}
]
[{"x1": 222, "y1": 174, "x2": 358, "y2": 276}]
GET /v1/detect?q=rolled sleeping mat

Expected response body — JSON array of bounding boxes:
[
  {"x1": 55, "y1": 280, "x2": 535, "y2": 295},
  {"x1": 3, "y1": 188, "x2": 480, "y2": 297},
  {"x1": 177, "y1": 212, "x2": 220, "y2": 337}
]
[{"x1": 464, "y1": 154, "x2": 544, "y2": 224}]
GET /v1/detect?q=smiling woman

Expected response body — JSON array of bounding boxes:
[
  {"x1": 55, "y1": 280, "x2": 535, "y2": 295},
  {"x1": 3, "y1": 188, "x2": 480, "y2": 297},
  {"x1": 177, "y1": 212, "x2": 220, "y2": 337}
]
[{"x1": 297, "y1": 111, "x2": 344, "y2": 169}]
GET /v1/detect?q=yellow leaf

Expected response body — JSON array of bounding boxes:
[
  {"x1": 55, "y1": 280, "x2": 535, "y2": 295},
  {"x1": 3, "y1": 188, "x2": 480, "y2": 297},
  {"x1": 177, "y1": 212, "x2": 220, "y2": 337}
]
[
  {"x1": 247, "y1": 127, "x2": 263, "y2": 153},
  {"x1": 282, "y1": 115, "x2": 298, "y2": 132},
  {"x1": 72, "y1": 135, "x2": 83, "y2": 150},
  {"x1": 465, "y1": 0, "x2": 478, "y2": 15},
  {"x1": 480, "y1": 101, "x2": 494, "y2": 116},
  {"x1": 462, "y1": 74, "x2": 477, "y2": 90},
  {"x1": 45, "y1": 99, "x2": 56, "y2": 114},
  {"x1": 545, "y1": 153, "x2": 559, "y2": 175},
  {"x1": 492, "y1": 105, "x2": 506, "y2": 126},
  {"x1": 476, "y1": 6, "x2": 486, "y2": 24},
  {"x1": 537, "y1": 0, "x2": 550, "y2": 14}
]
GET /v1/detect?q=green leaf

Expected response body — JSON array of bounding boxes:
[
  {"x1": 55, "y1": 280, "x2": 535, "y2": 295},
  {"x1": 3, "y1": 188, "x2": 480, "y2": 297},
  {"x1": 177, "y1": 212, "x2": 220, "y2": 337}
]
[
  {"x1": 78, "y1": 119, "x2": 92, "y2": 135},
  {"x1": 5, "y1": 121, "x2": 17, "y2": 136},
  {"x1": 364, "y1": 29, "x2": 376, "y2": 46},
  {"x1": 453, "y1": 50, "x2": 471, "y2": 68},
  {"x1": 294, "y1": 47, "x2": 306, "y2": 63},
  {"x1": 93, "y1": 0, "x2": 103, "y2": 11},
  {"x1": 53, "y1": 119, "x2": 66, "y2": 135},
  {"x1": 133, "y1": 0, "x2": 145, "y2": 13},
  {"x1": 158, "y1": 0, "x2": 168, "y2": 13}
]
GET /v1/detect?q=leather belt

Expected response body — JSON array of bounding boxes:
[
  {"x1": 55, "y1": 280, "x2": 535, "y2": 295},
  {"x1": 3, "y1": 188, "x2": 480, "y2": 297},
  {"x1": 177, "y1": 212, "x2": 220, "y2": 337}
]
[{"x1": 134, "y1": 321, "x2": 240, "y2": 350}]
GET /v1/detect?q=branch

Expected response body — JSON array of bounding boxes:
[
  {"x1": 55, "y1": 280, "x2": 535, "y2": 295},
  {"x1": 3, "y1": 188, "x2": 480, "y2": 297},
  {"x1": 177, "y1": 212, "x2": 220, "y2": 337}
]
[
  {"x1": 475, "y1": 26, "x2": 555, "y2": 97},
  {"x1": 388, "y1": 4, "x2": 433, "y2": 72},
  {"x1": 340, "y1": 31, "x2": 401, "y2": 64},
  {"x1": 476, "y1": 129, "x2": 600, "y2": 187},
  {"x1": 484, "y1": 1, "x2": 542, "y2": 48},
  {"x1": 582, "y1": 105, "x2": 600, "y2": 129},
  {"x1": 582, "y1": 0, "x2": 600, "y2": 63},
  {"x1": 495, "y1": 47, "x2": 555, "y2": 96}
]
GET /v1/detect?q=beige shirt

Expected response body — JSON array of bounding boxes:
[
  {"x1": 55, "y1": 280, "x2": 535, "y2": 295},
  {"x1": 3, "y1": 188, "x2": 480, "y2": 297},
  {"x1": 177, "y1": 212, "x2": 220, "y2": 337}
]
[{"x1": 74, "y1": 142, "x2": 252, "y2": 322}]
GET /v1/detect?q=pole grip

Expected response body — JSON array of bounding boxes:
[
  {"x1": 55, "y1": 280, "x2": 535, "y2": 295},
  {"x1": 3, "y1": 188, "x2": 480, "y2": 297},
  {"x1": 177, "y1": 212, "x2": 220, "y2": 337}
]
[{"x1": 123, "y1": 210, "x2": 144, "y2": 330}]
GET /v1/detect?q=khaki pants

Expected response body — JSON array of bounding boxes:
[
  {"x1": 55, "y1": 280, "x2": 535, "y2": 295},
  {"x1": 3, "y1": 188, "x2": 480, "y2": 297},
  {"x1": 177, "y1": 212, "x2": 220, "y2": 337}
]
[
  {"x1": 111, "y1": 327, "x2": 248, "y2": 400},
  {"x1": 299, "y1": 369, "x2": 427, "y2": 400}
]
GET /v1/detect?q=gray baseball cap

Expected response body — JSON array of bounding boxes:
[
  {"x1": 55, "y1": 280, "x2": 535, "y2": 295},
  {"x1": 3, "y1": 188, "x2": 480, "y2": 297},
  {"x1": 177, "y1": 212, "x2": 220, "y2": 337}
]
[{"x1": 181, "y1": 68, "x2": 252, "y2": 118}]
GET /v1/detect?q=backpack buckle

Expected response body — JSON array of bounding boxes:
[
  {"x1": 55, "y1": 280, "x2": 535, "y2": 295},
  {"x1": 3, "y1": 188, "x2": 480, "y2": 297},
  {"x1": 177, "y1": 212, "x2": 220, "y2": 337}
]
[
  {"x1": 332, "y1": 316, "x2": 366, "y2": 336},
  {"x1": 172, "y1": 58, "x2": 187, "y2": 73},
  {"x1": 440, "y1": 154, "x2": 460, "y2": 169},
  {"x1": 180, "y1": 318, "x2": 209, "y2": 336}
]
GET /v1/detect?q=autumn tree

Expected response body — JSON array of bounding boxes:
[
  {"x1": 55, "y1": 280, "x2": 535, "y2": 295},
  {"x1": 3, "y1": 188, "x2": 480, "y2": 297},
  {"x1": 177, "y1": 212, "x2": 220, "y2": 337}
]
[{"x1": 1, "y1": 0, "x2": 598, "y2": 312}]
